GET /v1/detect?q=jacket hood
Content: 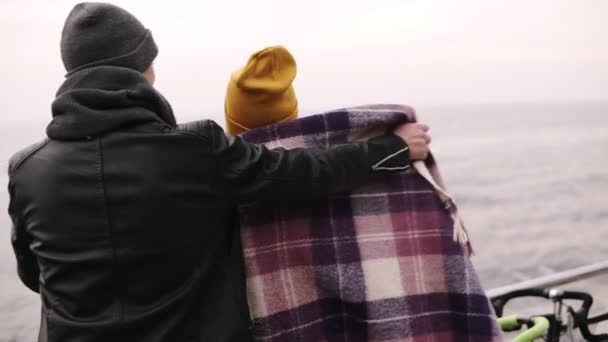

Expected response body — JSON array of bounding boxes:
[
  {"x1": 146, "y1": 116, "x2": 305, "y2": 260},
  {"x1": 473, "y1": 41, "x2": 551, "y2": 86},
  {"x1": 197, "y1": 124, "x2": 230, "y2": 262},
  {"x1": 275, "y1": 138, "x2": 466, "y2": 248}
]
[{"x1": 48, "y1": 66, "x2": 176, "y2": 140}]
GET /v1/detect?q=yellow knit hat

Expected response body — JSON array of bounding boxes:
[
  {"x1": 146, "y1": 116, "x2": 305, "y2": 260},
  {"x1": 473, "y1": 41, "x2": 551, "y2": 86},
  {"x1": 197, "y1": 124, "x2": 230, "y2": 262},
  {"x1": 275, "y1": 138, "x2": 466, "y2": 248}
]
[{"x1": 225, "y1": 46, "x2": 298, "y2": 135}]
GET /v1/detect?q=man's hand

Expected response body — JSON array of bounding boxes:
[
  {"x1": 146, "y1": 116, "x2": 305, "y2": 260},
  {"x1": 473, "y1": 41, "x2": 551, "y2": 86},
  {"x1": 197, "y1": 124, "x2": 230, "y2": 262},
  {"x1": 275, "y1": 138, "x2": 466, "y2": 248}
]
[{"x1": 394, "y1": 123, "x2": 431, "y2": 161}]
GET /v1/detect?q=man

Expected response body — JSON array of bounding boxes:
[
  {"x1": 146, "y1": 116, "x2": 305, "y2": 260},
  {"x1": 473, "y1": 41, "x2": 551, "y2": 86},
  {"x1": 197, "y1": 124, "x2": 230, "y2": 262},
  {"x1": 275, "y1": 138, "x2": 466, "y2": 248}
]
[{"x1": 7, "y1": 3, "x2": 431, "y2": 342}]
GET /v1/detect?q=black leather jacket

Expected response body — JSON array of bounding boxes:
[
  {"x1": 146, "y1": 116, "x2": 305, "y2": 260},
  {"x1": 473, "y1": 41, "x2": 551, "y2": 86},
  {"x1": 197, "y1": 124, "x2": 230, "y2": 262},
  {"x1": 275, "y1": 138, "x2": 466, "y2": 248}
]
[{"x1": 8, "y1": 67, "x2": 411, "y2": 342}]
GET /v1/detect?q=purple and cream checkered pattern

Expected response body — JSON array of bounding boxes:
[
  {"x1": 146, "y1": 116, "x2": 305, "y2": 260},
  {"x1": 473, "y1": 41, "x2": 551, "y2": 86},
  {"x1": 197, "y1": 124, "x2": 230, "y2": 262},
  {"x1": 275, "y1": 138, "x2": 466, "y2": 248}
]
[{"x1": 239, "y1": 104, "x2": 503, "y2": 341}]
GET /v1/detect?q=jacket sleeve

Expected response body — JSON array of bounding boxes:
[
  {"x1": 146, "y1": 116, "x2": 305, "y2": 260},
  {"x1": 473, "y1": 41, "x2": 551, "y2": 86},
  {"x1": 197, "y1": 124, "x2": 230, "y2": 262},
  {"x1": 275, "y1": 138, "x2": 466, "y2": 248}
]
[
  {"x1": 205, "y1": 121, "x2": 411, "y2": 203},
  {"x1": 8, "y1": 178, "x2": 40, "y2": 293}
]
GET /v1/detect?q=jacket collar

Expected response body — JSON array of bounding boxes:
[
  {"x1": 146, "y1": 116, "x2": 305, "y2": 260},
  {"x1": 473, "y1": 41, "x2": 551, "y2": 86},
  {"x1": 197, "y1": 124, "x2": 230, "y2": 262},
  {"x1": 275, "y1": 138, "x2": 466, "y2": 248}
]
[{"x1": 48, "y1": 66, "x2": 177, "y2": 140}]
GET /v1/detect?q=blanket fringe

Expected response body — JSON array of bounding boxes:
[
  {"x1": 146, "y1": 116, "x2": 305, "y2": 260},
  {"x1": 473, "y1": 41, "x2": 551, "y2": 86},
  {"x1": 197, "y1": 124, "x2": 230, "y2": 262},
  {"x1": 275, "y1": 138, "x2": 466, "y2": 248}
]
[
  {"x1": 413, "y1": 161, "x2": 473, "y2": 256},
  {"x1": 452, "y1": 210, "x2": 474, "y2": 256}
]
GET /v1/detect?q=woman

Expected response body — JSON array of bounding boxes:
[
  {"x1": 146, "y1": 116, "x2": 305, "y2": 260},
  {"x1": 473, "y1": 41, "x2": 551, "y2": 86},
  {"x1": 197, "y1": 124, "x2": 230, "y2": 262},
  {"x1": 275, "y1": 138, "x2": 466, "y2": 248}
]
[{"x1": 224, "y1": 46, "x2": 502, "y2": 342}]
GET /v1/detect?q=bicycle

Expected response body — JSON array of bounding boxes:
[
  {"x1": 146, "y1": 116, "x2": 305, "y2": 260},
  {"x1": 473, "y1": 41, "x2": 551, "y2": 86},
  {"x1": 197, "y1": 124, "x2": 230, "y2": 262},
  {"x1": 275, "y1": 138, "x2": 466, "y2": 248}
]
[{"x1": 492, "y1": 288, "x2": 608, "y2": 341}]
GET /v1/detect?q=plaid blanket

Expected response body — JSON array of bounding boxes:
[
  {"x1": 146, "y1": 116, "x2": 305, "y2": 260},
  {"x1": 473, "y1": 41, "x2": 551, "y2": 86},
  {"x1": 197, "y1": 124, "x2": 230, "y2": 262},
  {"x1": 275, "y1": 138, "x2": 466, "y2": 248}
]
[{"x1": 239, "y1": 104, "x2": 503, "y2": 342}]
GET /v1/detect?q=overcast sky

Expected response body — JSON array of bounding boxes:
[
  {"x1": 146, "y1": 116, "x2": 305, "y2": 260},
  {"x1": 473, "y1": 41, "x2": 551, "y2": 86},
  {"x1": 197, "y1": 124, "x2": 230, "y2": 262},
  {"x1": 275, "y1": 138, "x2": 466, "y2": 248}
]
[{"x1": 0, "y1": 0, "x2": 606, "y2": 124}]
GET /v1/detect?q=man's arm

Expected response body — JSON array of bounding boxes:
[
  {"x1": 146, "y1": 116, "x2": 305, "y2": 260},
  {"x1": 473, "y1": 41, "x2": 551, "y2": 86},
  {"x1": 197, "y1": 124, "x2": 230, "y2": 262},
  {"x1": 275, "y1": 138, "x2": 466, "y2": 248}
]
[
  {"x1": 8, "y1": 178, "x2": 40, "y2": 293},
  {"x1": 203, "y1": 121, "x2": 423, "y2": 203}
]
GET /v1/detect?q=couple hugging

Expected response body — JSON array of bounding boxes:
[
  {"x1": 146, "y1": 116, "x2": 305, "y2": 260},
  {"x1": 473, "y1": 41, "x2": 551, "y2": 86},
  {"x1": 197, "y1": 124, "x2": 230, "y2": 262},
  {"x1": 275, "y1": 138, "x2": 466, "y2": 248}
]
[{"x1": 8, "y1": 2, "x2": 502, "y2": 341}]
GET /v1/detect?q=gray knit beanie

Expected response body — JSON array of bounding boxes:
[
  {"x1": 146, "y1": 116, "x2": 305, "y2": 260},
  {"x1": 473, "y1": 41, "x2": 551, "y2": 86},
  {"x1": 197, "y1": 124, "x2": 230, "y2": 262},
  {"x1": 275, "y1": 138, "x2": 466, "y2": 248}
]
[{"x1": 61, "y1": 2, "x2": 158, "y2": 76}]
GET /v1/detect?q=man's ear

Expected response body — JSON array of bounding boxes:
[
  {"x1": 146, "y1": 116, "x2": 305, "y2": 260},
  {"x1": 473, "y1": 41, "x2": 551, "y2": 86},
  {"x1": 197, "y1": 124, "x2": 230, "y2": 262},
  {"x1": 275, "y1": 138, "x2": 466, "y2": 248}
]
[{"x1": 143, "y1": 65, "x2": 155, "y2": 85}]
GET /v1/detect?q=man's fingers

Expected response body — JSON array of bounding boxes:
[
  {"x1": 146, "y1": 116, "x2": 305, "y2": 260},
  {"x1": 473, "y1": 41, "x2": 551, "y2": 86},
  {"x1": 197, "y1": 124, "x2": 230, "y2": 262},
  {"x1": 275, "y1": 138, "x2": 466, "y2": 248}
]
[
  {"x1": 411, "y1": 134, "x2": 431, "y2": 144},
  {"x1": 392, "y1": 123, "x2": 432, "y2": 161}
]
